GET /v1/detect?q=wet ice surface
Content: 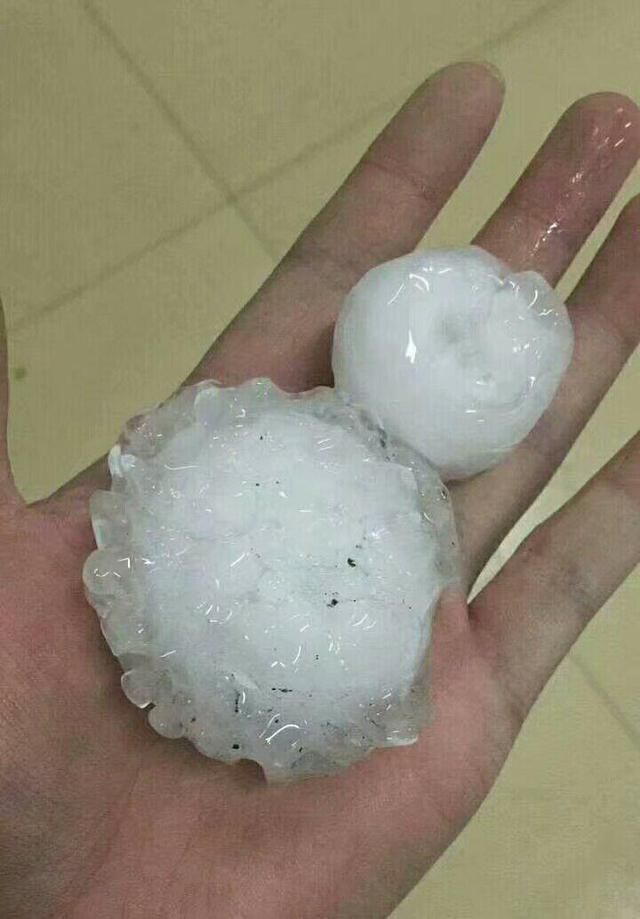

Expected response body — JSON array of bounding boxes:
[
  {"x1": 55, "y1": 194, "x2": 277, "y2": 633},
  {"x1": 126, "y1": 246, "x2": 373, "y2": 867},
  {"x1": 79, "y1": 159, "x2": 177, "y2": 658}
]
[
  {"x1": 84, "y1": 380, "x2": 456, "y2": 780},
  {"x1": 85, "y1": 247, "x2": 573, "y2": 780},
  {"x1": 332, "y1": 247, "x2": 574, "y2": 480}
]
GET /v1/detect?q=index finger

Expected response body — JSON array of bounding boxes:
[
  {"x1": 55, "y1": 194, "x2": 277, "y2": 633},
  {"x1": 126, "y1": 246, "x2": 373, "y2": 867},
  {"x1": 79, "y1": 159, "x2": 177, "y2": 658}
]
[
  {"x1": 192, "y1": 62, "x2": 504, "y2": 391},
  {"x1": 58, "y1": 62, "x2": 504, "y2": 500}
]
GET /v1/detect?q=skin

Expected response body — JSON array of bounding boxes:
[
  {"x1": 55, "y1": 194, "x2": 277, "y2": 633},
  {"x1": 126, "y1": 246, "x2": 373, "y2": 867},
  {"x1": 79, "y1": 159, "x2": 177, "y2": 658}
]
[{"x1": 0, "y1": 62, "x2": 639, "y2": 918}]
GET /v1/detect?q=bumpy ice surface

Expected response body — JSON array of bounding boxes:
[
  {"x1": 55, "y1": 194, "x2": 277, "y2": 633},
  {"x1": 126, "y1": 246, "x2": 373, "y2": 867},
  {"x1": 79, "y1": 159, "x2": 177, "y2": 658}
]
[
  {"x1": 84, "y1": 380, "x2": 455, "y2": 780},
  {"x1": 332, "y1": 246, "x2": 574, "y2": 479}
]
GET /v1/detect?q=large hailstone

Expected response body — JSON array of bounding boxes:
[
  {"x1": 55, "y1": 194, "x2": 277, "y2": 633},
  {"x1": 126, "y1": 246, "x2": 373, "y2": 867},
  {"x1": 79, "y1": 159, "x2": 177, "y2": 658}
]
[
  {"x1": 84, "y1": 246, "x2": 573, "y2": 781},
  {"x1": 332, "y1": 247, "x2": 574, "y2": 479},
  {"x1": 84, "y1": 381, "x2": 456, "y2": 780}
]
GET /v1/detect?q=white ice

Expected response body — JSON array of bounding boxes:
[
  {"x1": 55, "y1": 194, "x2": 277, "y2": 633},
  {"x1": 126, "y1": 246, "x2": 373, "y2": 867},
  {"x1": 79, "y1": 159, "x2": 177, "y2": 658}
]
[
  {"x1": 332, "y1": 247, "x2": 574, "y2": 479},
  {"x1": 84, "y1": 246, "x2": 573, "y2": 780},
  {"x1": 84, "y1": 380, "x2": 455, "y2": 780}
]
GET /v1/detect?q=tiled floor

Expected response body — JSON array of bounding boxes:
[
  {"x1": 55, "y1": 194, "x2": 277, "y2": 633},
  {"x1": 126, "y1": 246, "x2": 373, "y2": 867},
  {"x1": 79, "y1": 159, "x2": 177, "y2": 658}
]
[{"x1": 2, "y1": 1, "x2": 639, "y2": 916}]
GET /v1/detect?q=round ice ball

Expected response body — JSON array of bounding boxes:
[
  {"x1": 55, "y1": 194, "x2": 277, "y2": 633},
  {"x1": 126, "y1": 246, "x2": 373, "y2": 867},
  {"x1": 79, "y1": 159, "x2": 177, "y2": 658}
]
[
  {"x1": 84, "y1": 380, "x2": 456, "y2": 781},
  {"x1": 332, "y1": 246, "x2": 574, "y2": 480}
]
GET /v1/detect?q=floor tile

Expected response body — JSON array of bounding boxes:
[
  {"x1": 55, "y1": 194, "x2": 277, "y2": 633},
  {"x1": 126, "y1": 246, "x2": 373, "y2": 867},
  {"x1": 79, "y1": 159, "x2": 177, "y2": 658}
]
[
  {"x1": 89, "y1": 0, "x2": 552, "y2": 192},
  {"x1": 7, "y1": 207, "x2": 274, "y2": 501},
  {"x1": 572, "y1": 569, "x2": 640, "y2": 733},
  {"x1": 0, "y1": 1, "x2": 221, "y2": 326},
  {"x1": 393, "y1": 658, "x2": 640, "y2": 918}
]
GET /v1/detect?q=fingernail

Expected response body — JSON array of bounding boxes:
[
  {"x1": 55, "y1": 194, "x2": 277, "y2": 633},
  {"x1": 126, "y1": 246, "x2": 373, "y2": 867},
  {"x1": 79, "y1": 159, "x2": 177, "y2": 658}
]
[{"x1": 464, "y1": 59, "x2": 505, "y2": 88}]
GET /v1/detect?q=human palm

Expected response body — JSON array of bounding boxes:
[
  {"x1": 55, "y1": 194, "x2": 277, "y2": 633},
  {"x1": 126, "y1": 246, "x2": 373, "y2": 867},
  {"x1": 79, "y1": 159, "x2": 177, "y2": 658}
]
[{"x1": 1, "y1": 64, "x2": 639, "y2": 918}]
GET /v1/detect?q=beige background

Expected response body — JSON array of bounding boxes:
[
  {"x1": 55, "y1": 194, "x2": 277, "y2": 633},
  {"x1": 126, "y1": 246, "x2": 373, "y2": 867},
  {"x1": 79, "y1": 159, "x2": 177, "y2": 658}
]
[{"x1": 1, "y1": 2, "x2": 639, "y2": 916}]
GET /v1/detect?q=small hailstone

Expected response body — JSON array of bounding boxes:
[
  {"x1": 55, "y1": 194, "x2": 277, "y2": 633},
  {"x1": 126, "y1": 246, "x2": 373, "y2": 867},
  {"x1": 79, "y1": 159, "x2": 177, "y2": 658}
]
[
  {"x1": 84, "y1": 380, "x2": 456, "y2": 780},
  {"x1": 332, "y1": 246, "x2": 574, "y2": 479}
]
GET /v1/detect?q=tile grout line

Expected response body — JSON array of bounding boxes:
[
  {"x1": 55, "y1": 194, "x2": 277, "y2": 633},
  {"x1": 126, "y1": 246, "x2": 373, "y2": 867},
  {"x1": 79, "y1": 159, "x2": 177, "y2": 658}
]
[
  {"x1": 80, "y1": 0, "x2": 276, "y2": 259},
  {"x1": 80, "y1": 0, "x2": 396, "y2": 259},
  {"x1": 572, "y1": 652, "x2": 640, "y2": 755},
  {"x1": 217, "y1": 0, "x2": 571, "y2": 204},
  {"x1": 22, "y1": 0, "x2": 572, "y2": 329},
  {"x1": 475, "y1": 0, "x2": 569, "y2": 57},
  {"x1": 80, "y1": 0, "x2": 229, "y2": 197},
  {"x1": 87, "y1": 0, "x2": 569, "y2": 205},
  {"x1": 9, "y1": 201, "x2": 226, "y2": 334},
  {"x1": 81, "y1": 0, "x2": 570, "y2": 254}
]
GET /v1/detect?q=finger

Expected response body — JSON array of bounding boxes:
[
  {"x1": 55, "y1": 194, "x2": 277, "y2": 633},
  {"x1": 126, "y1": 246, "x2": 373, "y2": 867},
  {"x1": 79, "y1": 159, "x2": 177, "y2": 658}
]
[
  {"x1": 452, "y1": 98, "x2": 640, "y2": 579},
  {"x1": 475, "y1": 92, "x2": 640, "y2": 284},
  {"x1": 60, "y1": 63, "x2": 504, "y2": 501},
  {"x1": 455, "y1": 193, "x2": 640, "y2": 581},
  {"x1": 471, "y1": 431, "x2": 640, "y2": 722},
  {"x1": 0, "y1": 298, "x2": 18, "y2": 505},
  {"x1": 191, "y1": 62, "x2": 504, "y2": 391}
]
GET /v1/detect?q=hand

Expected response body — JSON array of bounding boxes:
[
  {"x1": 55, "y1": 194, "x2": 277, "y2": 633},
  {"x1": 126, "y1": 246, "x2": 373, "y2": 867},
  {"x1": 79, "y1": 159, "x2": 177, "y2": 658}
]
[{"x1": 1, "y1": 62, "x2": 639, "y2": 919}]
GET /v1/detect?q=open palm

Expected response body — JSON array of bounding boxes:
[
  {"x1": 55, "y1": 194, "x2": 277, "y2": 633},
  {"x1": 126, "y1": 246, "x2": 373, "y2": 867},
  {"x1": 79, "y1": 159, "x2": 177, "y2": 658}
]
[{"x1": 1, "y1": 64, "x2": 639, "y2": 919}]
